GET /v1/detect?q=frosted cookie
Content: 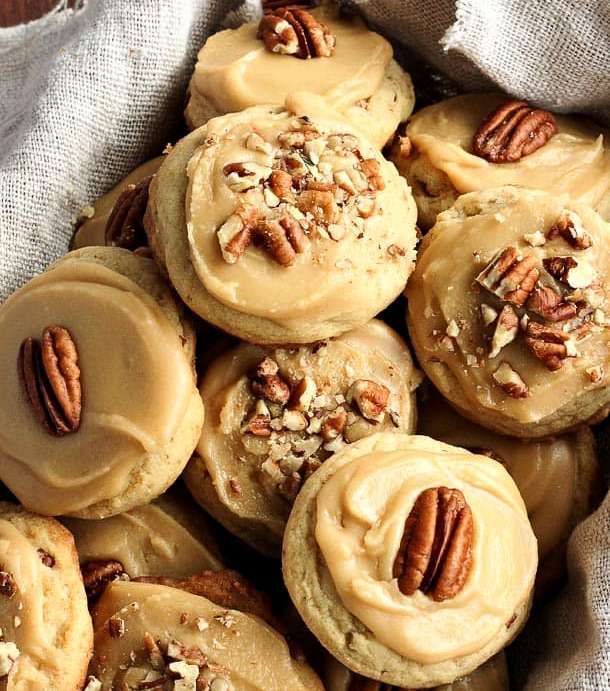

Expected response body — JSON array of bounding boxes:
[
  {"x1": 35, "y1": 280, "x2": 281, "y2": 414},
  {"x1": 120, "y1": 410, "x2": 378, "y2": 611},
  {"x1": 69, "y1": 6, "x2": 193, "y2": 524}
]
[
  {"x1": 185, "y1": 3, "x2": 414, "y2": 150},
  {"x1": 283, "y1": 433, "x2": 537, "y2": 688},
  {"x1": 324, "y1": 650, "x2": 509, "y2": 691},
  {"x1": 0, "y1": 247, "x2": 203, "y2": 518},
  {"x1": 0, "y1": 502, "x2": 92, "y2": 690},
  {"x1": 72, "y1": 157, "x2": 163, "y2": 251},
  {"x1": 390, "y1": 94, "x2": 610, "y2": 229},
  {"x1": 418, "y1": 388, "x2": 600, "y2": 595},
  {"x1": 87, "y1": 578, "x2": 324, "y2": 690},
  {"x1": 146, "y1": 104, "x2": 417, "y2": 344},
  {"x1": 184, "y1": 320, "x2": 420, "y2": 556},
  {"x1": 63, "y1": 489, "x2": 224, "y2": 593},
  {"x1": 406, "y1": 187, "x2": 610, "y2": 438}
]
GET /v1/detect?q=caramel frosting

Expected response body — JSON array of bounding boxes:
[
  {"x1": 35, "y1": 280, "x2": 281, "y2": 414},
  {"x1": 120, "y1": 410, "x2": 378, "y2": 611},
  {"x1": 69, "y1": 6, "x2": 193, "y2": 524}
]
[
  {"x1": 90, "y1": 580, "x2": 324, "y2": 690},
  {"x1": 72, "y1": 157, "x2": 163, "y2": 250},
  {"x1": 315, "y1": 434, "x2": 537, "y2": 664},
  {"x1": 188, "y1": 6, "x2": 412, "y2": 149},
  {"x1": 418, "y1": 392, "x2": 578, "y2": 563},
  {"x1": 407, "y1": 94, "x2": 610, "y2": 217},
  {"x1": 0, "y1": 254, "x2": 194, "y2": 515},
  {"x1": 185, "y1": 104, "x2": 416, "y2": 331},
  {"x1": 63, "y1": 492, "x2": 224, "y2": 578},
  {"x1": 406, "y1": 188, "x2": 610, "y2": 432},
  {"x1": 194, "y1": 320, "x2": 420, "y2": 545}
]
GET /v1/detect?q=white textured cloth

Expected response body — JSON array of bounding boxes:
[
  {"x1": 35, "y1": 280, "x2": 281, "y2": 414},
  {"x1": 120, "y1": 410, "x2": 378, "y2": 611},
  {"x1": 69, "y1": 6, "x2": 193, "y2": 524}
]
[{"x1": 0, "y1": 1, "x2": 609, "y2": 688}]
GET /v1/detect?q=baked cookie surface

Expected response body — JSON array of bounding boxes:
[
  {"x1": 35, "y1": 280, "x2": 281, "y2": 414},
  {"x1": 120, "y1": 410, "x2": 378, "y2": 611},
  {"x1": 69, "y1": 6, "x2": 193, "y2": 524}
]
[
  {"x1": 0, "y1": 502, "x2": 92, "y2": 690},
  {"x1": 0, "y1": 247, "x2": 203, "y2": 518},
  {"x1": 184, "y1": 320, "x2": 421, "y2": 555},
  {"x1": 406, "y1": 186, "x2": 610, "y2": 438},
  {"x1": 283, "y1": 433, "x2": 537, "y2": 688}
]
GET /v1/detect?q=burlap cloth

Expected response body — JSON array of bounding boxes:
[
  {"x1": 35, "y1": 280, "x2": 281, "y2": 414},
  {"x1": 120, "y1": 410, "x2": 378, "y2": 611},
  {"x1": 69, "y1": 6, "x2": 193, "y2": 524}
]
[{"x1": 0, "y1": 1, "x2": 608, "y2": 688}]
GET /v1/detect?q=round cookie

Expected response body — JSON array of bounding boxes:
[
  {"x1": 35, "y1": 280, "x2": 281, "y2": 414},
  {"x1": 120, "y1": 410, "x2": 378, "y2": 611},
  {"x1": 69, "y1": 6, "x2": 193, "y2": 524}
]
[
  {"x1": 63, "y1": 488, "x2": 225, "y2": 582},
  {"x1": 87, "y1": 578, "x2": 324, "y2": 690},
  {"x1": 283, "y1": 433, "x2": 537, "y2": 688},
  {"x1": 185, "y1": 4, "x2": 414, "y2": 150},
  {"x1": 418, "y1": 387, "x2": 601, "y2": 596},
  {"x1": 72, "y1": 157, "x2": 163, "y2": 251},
  {"x1": 0, "y1": 502, "x2": 92, "y2": 690},
  {"x1": 145, "y1": 103, "x2": 418, "y2": 345},
  {"x1": 391, "y1": 93, "x2": 610, "y2": 229},
  {"x1": 323, "y1": 650, "x2": 509, "y2": 691},
  {"x1": 0, "y1": 247, "x2": 203, "y2": 518},
  {"x1": 406, "y1": 186, "x2": 610, "y2": 438},
  {"x1": 184, "y1": 320, "x2": 421, "y2": 556}
]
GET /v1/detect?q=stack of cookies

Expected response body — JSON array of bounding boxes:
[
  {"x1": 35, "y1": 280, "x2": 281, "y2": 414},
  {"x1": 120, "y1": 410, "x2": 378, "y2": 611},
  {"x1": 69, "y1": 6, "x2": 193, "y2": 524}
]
[{"x1": 1, "y1": 1, "x2": 609, "y2": 689}]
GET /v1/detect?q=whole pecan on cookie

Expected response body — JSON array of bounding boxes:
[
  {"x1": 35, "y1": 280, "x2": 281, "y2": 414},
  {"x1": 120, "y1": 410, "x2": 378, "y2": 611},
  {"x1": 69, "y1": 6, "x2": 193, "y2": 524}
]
[
  {"x1": 257, "y1": 7, "x2": 335, "y2": 58},
  {"x1": 393, "y1": 486, "x2": 473, "y2": 602},
  {"x1": 524, "y1": 321, "x2": 573, "y2": 371},
  {"x1": 472, "y1": 99, "x2": 557, "y2": 163},
  {"x1": 18, "y1": 326, "x2": 82, "y2": 436},
  {"x1": 105, "y1": 175, "x2": 152, "y2": 251},
  {"x1": 81, "y1": 560, "x2": 129, "y2": 601}
]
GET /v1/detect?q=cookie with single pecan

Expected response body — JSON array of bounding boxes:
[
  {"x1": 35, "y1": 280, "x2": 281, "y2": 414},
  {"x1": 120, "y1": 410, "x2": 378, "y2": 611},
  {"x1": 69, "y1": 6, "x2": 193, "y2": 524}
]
[{"x1": 283, "y1": 433, "x2": 537, "y2": 688}]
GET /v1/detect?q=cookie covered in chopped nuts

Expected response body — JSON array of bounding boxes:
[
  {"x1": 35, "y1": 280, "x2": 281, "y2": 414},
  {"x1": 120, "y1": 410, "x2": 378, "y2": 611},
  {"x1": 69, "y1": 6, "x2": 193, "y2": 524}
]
[
  {"x1": 184, "y1": 319, "x2": 420, "y2": 556},
  {"x1": 0, "y1": 247, "x2": 203, "y2": 518},
  {"x1": 0, "y1": 502, "x2": 92, "y2": 690},
  {"x1": 185, "y1": 4, "x2": 414, "y2": 150},
  {"x1": 87, "y1": 578, "x2": 324, "y2": 690},
  {"x1": 145, "y1": 104, "x2": 418, "y2": 345},
  {"x1": 283, "y1": 433, "x2": 537, "y2": 688},
  {"x1": 390, "y1": 93, "x2": 610, "y2": 230},
  {"x1": 406, "y1": 186, "x2": 610, "y2": 438},
  {"x1": 418, "y1": 387, "x2": 601, "y2": 596}
]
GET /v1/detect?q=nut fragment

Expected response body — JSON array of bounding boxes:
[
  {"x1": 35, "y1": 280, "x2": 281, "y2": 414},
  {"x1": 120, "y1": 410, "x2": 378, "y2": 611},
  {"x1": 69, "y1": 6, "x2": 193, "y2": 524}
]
[
  {"x1": 489, "y1": 305, "x2": 518, "y2": 358},
  {"x1": 108, "y1": 616, "x2": 125, "y2": 639},
  {"x1": 476, "y1": 246, "x2": 540, "y2": 306},
  {"x1": 18, "y1": 326, "x2": 82, "y2": 436},
  {"x1": 251, "y1": 358, "x2": 291, "y2": 405},
  {"x1": 287, "y1": 375, "x2": 317, "y2": 411},
  {"x1": 104, "y1": 176, "x2": 152, "y2": 250},
  {"x1": 527, "y1": 285, "x2": 577, "y2": 322},
  {"x1": 241, "y1": 399, "x2": 272, "y2": 436},
  {"x1": 37, "y1": 548, "x2": 55, "y2": 567},
  {"x1": 297, "y1": 189, "x2": 338, "y2": 224},
  {"x1": 547, "y1": 213, "x2": 592, "y2": 250},
  {"x1": 393, "y1": 487, "x2": 473, "y2": 602},
  {"x1": 0, "y1": 641, "x2": 20, "y2": 678},
  {"x1": 258, "y1": 8, "x2": 335, "y2": 59},
  {"x1": 269, "y1": 169, "x2": 293, "y2": 199},
  {"x1": 472, "y1": 99, "x2": 557, "y2": 163},
  {"x1": 0, "y1": 572, "x2": 16, "y2": 599},
  {"x1": 217, "y1": 204, "x2": 259, "y2": 264},
  {"x1": 492, "y1": 362, "x2": 529, "y2": 398},
  {"x1": 320, "y1": 407, "x2": 347, "y2": 442},
  {"x1": 524, "y1": 321, "x2": 571, "y2": 371},
  {"x1": 480, "y1": 303, "x2": 498, "y2": 326},
  {"x1": 543, "y1": 256, "x2": 577, "y2": 283},
  {"x1": 81, "y1": 560, "x2": 128, "y2": 600},
  {"x1": 360, "y1": 158, "x2": 385, "y2": 190},
  {"x1": 347, "y1": 380, "x2": 389, "y2": 422}
]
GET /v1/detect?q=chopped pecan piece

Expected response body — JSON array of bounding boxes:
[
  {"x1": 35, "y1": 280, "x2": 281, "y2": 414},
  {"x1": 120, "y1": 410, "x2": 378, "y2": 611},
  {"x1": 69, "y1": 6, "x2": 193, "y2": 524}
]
[
  {"x1": 476, "y1": 246, "x2": 540, "y2": 306},
  {"x1": 269, "y1": 169, "x2": 293, "y2": 199},
  {"x1": 524, "y1": 321, "x2": 572, "y2": 371},
  {"x1": 37, "y1": 548, "x2": 55, "y2": 567},
  {"x1": 287, "y1": 375, "x2": 317, "y2": 411},
  {"x1": 143, "y1": 632, "x2": 166, "y2": 670},
  {"x1": 108, "y1": 616, "x2": 125, "y2": 639},
  {"x1": 527, "y1": 285, "x2": 577, "y2": 322},
  {"x1": 492, "y1": 362, "x2": 529, "y2": 398},
  {"x1": 360, "y1": 158, "x2": 385, "y2": 190},
  {"x1": 105, "y1": 176, "x2": 152, "y2": 251},
  {"x1": 347, "y1": 380, "x2": 390, "y2": 422},
  {"x1": 0, "y1": 571, "x2": 17, "y2": 599},
  {"x1": 241, "y1": 399, "x2": 272, "y2": 437},
  {"x1": 472, "y1": 99, "x2": 557, "y2": 163},
  {"x1": 251, "y1": 358, "x2": 291, "y2": 405},
  {"x1": 544, "y1": 256, "x2": 577, "y2": 283},
  {"x1": 489, "y1": 305, "x2": 518, "y2": 358},
  {"x1": 258, "y1": 8, "x2": 335, "y2": 59},
  {"x1": 217, "y1": 204, "x2": 259, "y2": 264},
  {"x1": 393, "y1": 487, "x2": 473, "y2": 602},
  {"x1": 547, "y1": 213, "x2": 592, "y2": 250},
  {"x1": 321, "y1": 407, "x2": 347, "y2": 442},
  {"x1": 81, "y1": 560, "x2": 129, "y2": 600},
  {"x1": 18, "y1": 326, "x2": 82, "y2": 436},
  {"x1": 297, "y1": 189, "x2": 338, "y2": 224}
]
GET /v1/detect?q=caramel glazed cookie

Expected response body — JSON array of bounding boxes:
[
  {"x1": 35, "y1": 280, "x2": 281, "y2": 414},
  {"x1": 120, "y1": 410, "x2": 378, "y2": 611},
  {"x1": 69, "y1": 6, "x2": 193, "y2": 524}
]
[
  {"x1": 0, "y1": 502, "x2": 92, "y2": 690},
  {"x1": 418, "y1": 388, "x2": 601, "y2": 596},
  {"x1": 390, "y1": 93, "x2": 610, "y2": 230},
  {"x1": 184, "y1": 319, "x2": 421, "y2": 556},
  {"x1": 407, "y1": 186, "x2": 610, "y2": 438},
  {"x1": 0, "y1": 247, "x2": 203, "y2": 518},
  {"x1": 145, "y1": 101, "x2": 418, "y2": 344},
  {"x1": 283, "y1": 434, "x2": 537, "y2": 688},
  {"x1": 185, "y1": 2, "x2": 415, "y2": 150}
]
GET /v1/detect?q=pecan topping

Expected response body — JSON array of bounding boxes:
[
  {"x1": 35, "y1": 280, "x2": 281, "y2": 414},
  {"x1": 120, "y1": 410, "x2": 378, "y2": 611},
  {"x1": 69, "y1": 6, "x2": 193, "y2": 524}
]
[
  {"x1": 321, "y1": 408, "x2": 347, "y2": 442},
  {"x1": 393, "y1": 487, "x2": 473, "y2": 602},
  {"x1": 241, "y1": 399, "x2": 272, "y2": 437},
  {"x1": 360, "y1": 158, "x2": 385, "y2": 191},
  {"x1": 105, "y1": 176, "x2": 152, "y2": 250},
  {"x1": 547, "y1": 214, "x2": 592, "y2": 250},
  {"x1": 18, "y1": 326, "x2": 82, "y2": 436},
  {"x1": 527, "y1": 285, "x2": 577, "y2": 322},
  {"x1": 347, "y1": 380, "x2": 390, "y2": 422},
  {"x1": 492, "y1": 362, "x2": 529, "y2": 397},
  {"x1": 269, "y1": 169, "x2": 293, "y2": 199},
  {"x1": 255, "y1": 217, "x2": 307, "y2": 266},
  {"x1": 251, "y1": 357, "x2": 291, "y2": 405},
  {"x1": 216, "y1": 204, "x2": 259, "y2": 264},
  {"x1": 297, "y1": 189, "x2": 338, "y2": 224},
  {"x1": 476, "y1": 246, "x2": 540, "y2": 306},
  {"x1": 524, "y1": 321, "x2": 573, "y2": 371},
  {"x1": 543, "y1": 256, "x2": 577, "y2": 283},
  {"x1": 489, "y1": 305, "x2": 518, "y2": 358},
  {"x1": 287, "y1": 375, "x2": 317, "y2": 411},
  {"x1": 81, "y1": 560, "x2": 129, "y2": 600},
  {"x1": 108, "y1": 616, "x2": 125, "y2": 639},
  {"x1": 472, "y1": 99, "x2": 557, "y2": 163},
  {"x1": 258, "y1": 8, "x2": 335, "y2": 59},
  {"x1": 37, "y1": 548, "x2": 55, "y2": 568},
  {"x1": 0, "y1": 571, "x2": 17, "y2": 599}
]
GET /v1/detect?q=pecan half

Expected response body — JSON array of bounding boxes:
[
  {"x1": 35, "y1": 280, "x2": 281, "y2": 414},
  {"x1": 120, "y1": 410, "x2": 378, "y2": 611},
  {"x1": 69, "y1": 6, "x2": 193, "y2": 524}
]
[
  {"x1": 81, "y1": 560, "x2": 129, "y2": 600},
  {"x1": 547, "y1": 214, "x2": 592, "y2": 250},
  {"x1": 0, "y1": 571, "x2": 17, "y2": 599},
  {"x1": 527, "y1": 285, "x2": 577, "y2": 322},
  {"x1": 258, "y1": 8, "x2": 335, "y2": 59},
  {"x1": 393, "y1": 487, "x2": 473, "y2": 602},
  {"x1": 472, "y1": 99, "x2": 557, "y2": 163},
  {"x1": 254, "y1": 217, "x2": 307, "y2": 266},
  {"x1": 476, "y1": 246, "x2": 540, "y2": 306},
  {"x1": 105, "y1": 176, "x2": 152, "y2": 250},
  {"x1": 347, "y1": 380, "x2": 390, "y2": 422},
  {"x1": 524, "y1": 321, "x2": 571, "y2": 371},
  {"x1": 18, "y1": 326, "x2": 82, "y2": 436},
  {"x1": 251, "y1": 357, "x2": 291, "y2": 405}
]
